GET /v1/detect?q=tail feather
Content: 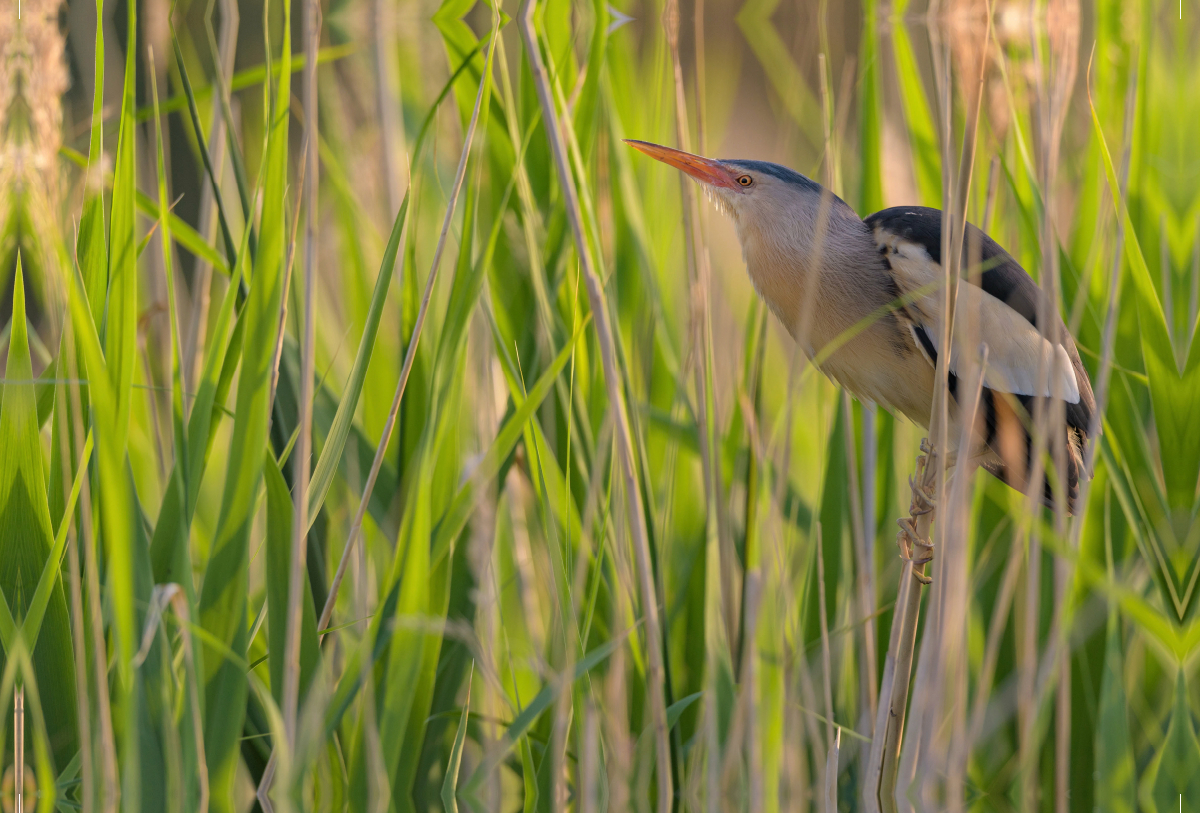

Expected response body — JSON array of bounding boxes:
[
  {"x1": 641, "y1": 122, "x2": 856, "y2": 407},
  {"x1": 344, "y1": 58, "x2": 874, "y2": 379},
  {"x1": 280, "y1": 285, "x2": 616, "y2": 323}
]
[{"x1": 979, "y1": 425, "x2": 1088, "y2": 515}]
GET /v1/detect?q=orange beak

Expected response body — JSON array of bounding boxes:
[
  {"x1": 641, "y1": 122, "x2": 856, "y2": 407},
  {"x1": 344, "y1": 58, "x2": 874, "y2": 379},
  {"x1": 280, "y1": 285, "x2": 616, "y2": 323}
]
[{"x1": 624, "y1": 140, "x2": 739, "y2": 189}]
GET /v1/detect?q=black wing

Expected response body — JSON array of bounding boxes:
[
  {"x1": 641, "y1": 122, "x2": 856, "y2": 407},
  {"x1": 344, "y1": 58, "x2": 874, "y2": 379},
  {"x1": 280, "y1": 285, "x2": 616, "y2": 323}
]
[{"x1": 866, "y1": 206, "x2": 1097, "y2": 511}]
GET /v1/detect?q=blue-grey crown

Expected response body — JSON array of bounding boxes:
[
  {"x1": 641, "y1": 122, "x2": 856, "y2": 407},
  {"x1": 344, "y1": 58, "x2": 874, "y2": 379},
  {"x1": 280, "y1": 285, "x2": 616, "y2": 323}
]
[{"x1": 723, "y1": 159, "x2": 823, "y2": 193}]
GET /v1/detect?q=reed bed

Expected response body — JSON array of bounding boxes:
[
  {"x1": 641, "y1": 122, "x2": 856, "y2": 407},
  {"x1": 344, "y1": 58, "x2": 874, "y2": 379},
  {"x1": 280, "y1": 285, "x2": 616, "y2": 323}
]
[{"x1": 0, "y1": 0, "x2": 1196, "y2": 810}]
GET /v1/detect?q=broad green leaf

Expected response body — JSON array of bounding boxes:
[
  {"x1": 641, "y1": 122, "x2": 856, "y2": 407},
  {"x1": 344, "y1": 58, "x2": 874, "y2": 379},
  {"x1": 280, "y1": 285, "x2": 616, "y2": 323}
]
[
  {"x1": 666, "y1": 691, "x2": 703, "y2": 731},
  {"x1": 1138, "y1": 670, "x2": 1200, "y2": 811},
  {"x1": 150, "y1": 187, "x2": 255, "y2": 591},
  {"x1": 373, "y1": 437, "x2": 433, "y2": 810},
  {"x1": 102, "y1": 0, "x2": 142, "y2": 684},
  {"x1": 1095, "y1": 611, "x2": 1135, "y2": 813},
  {"x1": 197, "y1": 4, "x2": 291, "y2": 807},
  {"x1": 0, "y1": 263, "x2": 78, "y2": 767},
  {"x1": 78, "y1": 0, "x2": 107, "y2": 326},
  {"x1": 264, "y1": 453, "x2": 319, "y2": 707},
  {"x1": 1090, "y1": 87, "x2": 1200, "y2": 517},
  {"x1": 5, "y1": 429, "x2": 92, "y2": 660}
]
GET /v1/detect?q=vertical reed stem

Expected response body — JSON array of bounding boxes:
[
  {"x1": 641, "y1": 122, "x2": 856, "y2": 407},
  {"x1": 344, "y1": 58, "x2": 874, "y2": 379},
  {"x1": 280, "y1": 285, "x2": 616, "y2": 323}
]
[
  {"x1": 282, "y1": 0, "x2": 321, "y2": 753},
  {"x1": 518, "y1": 4, "x2": 673, "y2": 811}
]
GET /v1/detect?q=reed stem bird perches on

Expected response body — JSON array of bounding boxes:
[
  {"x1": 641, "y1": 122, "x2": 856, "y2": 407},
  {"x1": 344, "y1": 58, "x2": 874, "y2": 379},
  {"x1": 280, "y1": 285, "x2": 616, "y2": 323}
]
[{"x1": 626, "y1": 139, "x2": 1095, "y2": 515}]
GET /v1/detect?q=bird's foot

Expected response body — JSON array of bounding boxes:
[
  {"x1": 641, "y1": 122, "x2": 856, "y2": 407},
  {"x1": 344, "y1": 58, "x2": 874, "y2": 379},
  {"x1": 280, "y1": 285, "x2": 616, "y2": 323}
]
[
  {"x1": 895, "y1": 438, "x2": 938, "y2": 584},
  {"x1": 895, "y1": 523, "x2": 935, "y2": 583}
]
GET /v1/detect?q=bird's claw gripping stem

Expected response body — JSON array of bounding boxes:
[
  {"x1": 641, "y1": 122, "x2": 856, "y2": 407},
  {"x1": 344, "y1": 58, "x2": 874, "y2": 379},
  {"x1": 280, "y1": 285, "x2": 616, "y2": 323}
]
[{"x1": 897, "y1": 439, "x2": 938, "y2": 584}]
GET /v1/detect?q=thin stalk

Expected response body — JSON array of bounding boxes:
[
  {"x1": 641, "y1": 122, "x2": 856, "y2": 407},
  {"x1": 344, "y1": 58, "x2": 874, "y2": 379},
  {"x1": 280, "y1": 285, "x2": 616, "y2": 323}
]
[
  {"x1": 182, "y1": 0, "x2": 239, "y2": 391},
  {"x1": 282, "y1": 0, "x2": 322, "y2": 755},
  {"x1": 816, "y1": 524, "x2": 836, "y2": 778},
  {"x1": 903, "y1": 9, "x2": 993, "y2": 805},
  {"x1": 518, "y1": 3, "x2": 672, "y2": 811},
  {"x1": 55, "y1": 359, "x2": 93, "y2": 812},
  {"x1": 373, "y1": 0, "x2": 405, "y2": 214},
  {"x1": 874, "y1": 5, "x2": 989, "y2": 805},
  {"x1": 1028, "y1": 9, "x2": 1080, "y2": 807},
  {"x1": 662, "y1": 1, "x2": 734, "y2": 800},
  {"x1": 824, "y1": 728, "x2": 841, "y2": 813},
  {"x1": 844, "y1": 393, "x2": 877, "y2": 724},
  {"x1": 664, "y1": 0, "x2": 734, "y2": 664}
]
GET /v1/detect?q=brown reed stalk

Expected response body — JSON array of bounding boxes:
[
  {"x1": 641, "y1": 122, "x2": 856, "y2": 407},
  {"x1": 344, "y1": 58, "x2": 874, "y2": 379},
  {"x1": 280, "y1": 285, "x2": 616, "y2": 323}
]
[
  {"x1": 870, "y1": 438, "x2": 937, "y2": 811},
  {"x1": 663, "y1": 0, "x2": 737, "y2": 655},
  {"x1": 868, "y1": 5, "x2": 992, "y2": 807},
  {"x1": 517, "y1": 3, "x2": 673, "y2": 811},
  {"x1": 901, "y1": 7, "x2": 994, "y2": 806},
  {"x1": 281, "y1": 0, "x2": 322, "y2": 753}
]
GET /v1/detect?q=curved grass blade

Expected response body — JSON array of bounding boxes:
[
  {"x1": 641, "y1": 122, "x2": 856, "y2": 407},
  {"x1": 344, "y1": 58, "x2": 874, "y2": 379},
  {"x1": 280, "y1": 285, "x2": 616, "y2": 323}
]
[
  {"x1": 440, "y1": 667, "x2": 473, "y2": 813},
  {"x1": 305, "y1": 190, "x2": 409, "y2": 531},
  {"x1": 171, "y1": 31, "x2": 240, "y2": 270},
  {"x1": 135, "y1": 44, "x2": 356, "y2": 121},
  {"x1": 61, "y1": 147, "x2": 230, "y2": 277}
]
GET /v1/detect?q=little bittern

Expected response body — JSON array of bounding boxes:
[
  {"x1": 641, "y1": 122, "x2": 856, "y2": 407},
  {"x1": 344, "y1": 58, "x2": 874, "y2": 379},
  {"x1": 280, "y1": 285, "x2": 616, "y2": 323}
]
[{"x1": 627, "y1": 140, "x2": 1095, "y2": 513}]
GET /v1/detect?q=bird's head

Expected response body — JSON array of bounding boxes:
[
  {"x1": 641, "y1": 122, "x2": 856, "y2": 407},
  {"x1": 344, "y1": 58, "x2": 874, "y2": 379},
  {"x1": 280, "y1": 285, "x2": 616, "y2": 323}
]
[{"x1": 624, "y1": 140, "x2": 865, "y2": 269}]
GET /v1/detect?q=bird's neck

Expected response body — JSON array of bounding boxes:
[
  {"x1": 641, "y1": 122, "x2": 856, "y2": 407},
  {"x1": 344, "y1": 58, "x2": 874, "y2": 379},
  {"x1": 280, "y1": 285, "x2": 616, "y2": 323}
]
[{"x1": 737, "y1": 207, "x2": 881, "y2": 354}]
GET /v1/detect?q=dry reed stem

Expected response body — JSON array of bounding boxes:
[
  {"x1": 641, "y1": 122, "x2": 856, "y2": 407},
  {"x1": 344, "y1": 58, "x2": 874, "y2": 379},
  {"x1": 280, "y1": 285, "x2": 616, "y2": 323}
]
[
  {"x1": 844, "y1": 392, "x2": 878, "y2": 724},
  {"x1": 550, "y1": 319, "x2": 595, "y2": 813},
  {"x1": 1011, "y1": 48, "x2": 1137, "y2": 813},
  {"x1": 872, "y1": 439, "x2": 937, "y2": 811},
  {"x1": 823, "y1": 726, "x2": 841, "y2": 813},
  {"x1": 901, "y1": 7, "x2": 992, "y2": 805},
  {"x1": 55, "y1": 347, "x2": 95, "y2": 813},
  {"x1": 280, "y1": 0, "x2": 322, "y2": 756},
  {"x1": 663, "y1": 0, "x2": 737, "y2": 657},
  {"x1": 316, "y1": 17, "x2": 496, "y2": 637},
  {"x1": 869, "y1": 6, "x2": 992, "y2": 806},
  {"x1": 1020, "y1": 6, "x2": 1078, "y2": 806},
  {"x1": 816, "y1": 522, "x2": 837, "y2": 776},
  {"x1": 518, "y1": 2, "x2": 672, "y2": 810},
  {"x1": 372, "y1": 0, "x2": 404, "y2": 215}
]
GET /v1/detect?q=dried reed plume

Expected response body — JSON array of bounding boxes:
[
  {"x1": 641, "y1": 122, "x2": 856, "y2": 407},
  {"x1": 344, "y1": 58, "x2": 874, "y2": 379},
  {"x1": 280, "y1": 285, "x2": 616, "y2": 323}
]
[
  {"x1": 1, "y1": 0, "x2": 69, "y2": 317},
  {"x1": 0, "y1": 0, "x2": 68, "y2": 205}
]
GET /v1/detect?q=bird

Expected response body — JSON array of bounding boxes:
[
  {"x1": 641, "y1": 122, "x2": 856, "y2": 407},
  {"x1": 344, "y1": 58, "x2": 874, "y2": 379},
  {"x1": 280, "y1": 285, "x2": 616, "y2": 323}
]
[{"x1": 626, "y1": 139, "x2": 1095, "y2": 514}]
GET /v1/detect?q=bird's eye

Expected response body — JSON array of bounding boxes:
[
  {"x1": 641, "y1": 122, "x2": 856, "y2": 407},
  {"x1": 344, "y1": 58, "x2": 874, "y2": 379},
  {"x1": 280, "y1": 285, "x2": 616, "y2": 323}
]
[{"x1": 737, "y1": 175, "x2": 754, "y2": 187}]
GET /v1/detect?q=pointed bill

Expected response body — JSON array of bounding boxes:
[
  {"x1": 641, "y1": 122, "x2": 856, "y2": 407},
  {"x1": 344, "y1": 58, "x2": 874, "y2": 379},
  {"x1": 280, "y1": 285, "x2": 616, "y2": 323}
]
[{"x1": 624, "y1": 139, "x2": 739, "y2": 188}]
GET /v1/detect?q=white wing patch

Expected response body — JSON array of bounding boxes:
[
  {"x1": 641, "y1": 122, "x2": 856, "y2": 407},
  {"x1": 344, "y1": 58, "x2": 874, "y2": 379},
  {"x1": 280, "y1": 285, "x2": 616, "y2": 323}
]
[{"x1": 880, "y1": 232, "x2": 1082, "y2": 404}]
